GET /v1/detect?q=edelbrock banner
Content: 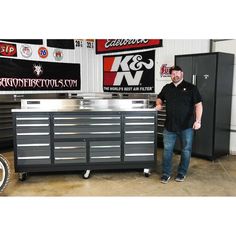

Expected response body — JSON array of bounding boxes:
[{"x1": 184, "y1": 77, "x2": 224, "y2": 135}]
[
  {"x1": 96, "y1": 39, "x2": 162, "y2": 54},
  {"x1": 0, "y1": 58, "x2": 80, "y2": 91},
  {"x1": 103, "y1": 50, "x2": 155, "y2": 93}
]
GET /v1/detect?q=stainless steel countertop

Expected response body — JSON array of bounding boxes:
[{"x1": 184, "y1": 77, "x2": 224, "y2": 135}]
[
  {"x1": 12, "y1": 108, "x2": 157, "y2": 112},
  {"x1": 11, "y1": 98, "x2": 157, "y2": 112}
]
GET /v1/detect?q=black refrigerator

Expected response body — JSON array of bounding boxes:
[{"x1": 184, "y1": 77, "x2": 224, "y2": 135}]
[{"x1": 174, "y1": 52, "x2": 234, "y2": 160}]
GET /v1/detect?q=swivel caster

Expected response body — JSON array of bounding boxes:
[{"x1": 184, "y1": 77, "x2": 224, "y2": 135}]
[
  {"x1": 82, "y1": 170, "x2": 91, "y2": 179},
  {"x1": 143, "y1": 168, "x2": 151, "y2": 177},
  {"x1": 19, "y1": 172, "x2": 27, "y2": 181}
]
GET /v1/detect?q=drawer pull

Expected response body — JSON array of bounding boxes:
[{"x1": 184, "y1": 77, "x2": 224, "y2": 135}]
[
  {"x1": 125, "y1": 141, "x2": 154, "y2": 144},
  {"x1": 125, "y1": 123, "x2": 154, "y2": 125},
  {"x1": 17, "y1": 143, "x2": 49, "y2": 147},
  {"x1": 54, "y1": 123, "x2": 120, "y2": 126},
  {"x1": 16, "y1": 118, "x2": 49, "y2": 120},
  {"x1": 91, "y1": 145, "x2": 120, "y2": 148},
  {"x1": 55, "y1": 157, "x2": 85, "y2": 160},
  {"x1": 125, "y1": 153, "x2": 154, "y2": 156},
  {"x1": 54, "y1": 117, "x2": 120, "y2": 120},
  {"x1": 55, "y1": 131, "x2": 120, "y2": 135},
  {"x1": 125, "y1": 131, "x2": 154, "y2": 134},
  {"x1": 18, "y1": 156, "x2": 50, "y2": 160},
  {"x1": 126, "y1": 116, "x2": 154, "y2": 119},
  {"x1": 55, "y1": 146, "x2": 84, "y2": 149},
  {"x1": 17, "y1": 132, "x2": 49, "y2": 136},
  {"x1": 90, "y1": 156, "x2": 120, "y2": 159},
  {"x1": 17, "y1": 124, "x2": 49, "y2": 127}
]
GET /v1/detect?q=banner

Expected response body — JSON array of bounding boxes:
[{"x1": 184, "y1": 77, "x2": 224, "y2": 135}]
[
  {"x1": 0, "y1": 58, "x2": 80, "y2": 91},
  {"x1": 103, "y1": 50, "x2": 155, "y2": 93},
  {"x1": 96, "y1": 39, "x2": 162, "y2": 54}
]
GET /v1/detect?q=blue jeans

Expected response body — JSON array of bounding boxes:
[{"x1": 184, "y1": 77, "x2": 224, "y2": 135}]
[{"x1": 162, "y1": 128, "x2": 193, "y2": 177}]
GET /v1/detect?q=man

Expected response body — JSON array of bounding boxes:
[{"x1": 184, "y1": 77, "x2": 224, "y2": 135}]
[{"x1": 156, "y1": 65, "x2": 203, "y2": 184}]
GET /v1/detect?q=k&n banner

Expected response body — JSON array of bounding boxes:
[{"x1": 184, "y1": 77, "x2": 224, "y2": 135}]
[{"x1": 103, "y1": 50, "x2": 155, "y2": 93}]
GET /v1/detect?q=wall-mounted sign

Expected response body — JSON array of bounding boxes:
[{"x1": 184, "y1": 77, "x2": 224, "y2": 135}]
[
  {"x1": 20, "y1": 44, "x2": 32, "y2": 58},
  {"x1": 0, "y1": 42, "x2": 17, "y2": 57},
  {"x1": 96, "y1": 39, "x2": 162, "y2": 54},
  {"x1": 160, "y1": 64, "x2": 171, "y2": 77},
  {"x1": 0, "y1": 58, "x2": 81, "y2": 91},
  {"x1": 103, "y1": 50, "x2": 155, "y2": 93},
  {"x1": 75, "y1": 39, "x2": 83, "y2": 48},
  {"x1": 53, "y1": 48, "x2": 63, "y2": 61},
  {"x1": 38, "y1": 47, "x2": 48, "y2": 58},
  {"x1": 86, "y1": 39, "x2": 95, "y2": 49}
]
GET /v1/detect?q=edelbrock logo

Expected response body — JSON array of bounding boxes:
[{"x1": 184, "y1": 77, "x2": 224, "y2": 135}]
[{"x1": 109, "y1": 54, "x2": 154, "y2": 86}]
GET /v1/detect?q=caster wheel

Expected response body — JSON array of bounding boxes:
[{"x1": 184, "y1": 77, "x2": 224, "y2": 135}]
[
  {"x1": 143, "y1": 168, "x2": 151, "y2": 177},
  {"x1": 19, "y1": 172, "x2": 27, "y2": 181},
  {"x1": 82, "y1": 170, "x2": 91, "y2": 179},
  {"x1": 144, "y1": 172, "x2": 151, "y2": 177}
]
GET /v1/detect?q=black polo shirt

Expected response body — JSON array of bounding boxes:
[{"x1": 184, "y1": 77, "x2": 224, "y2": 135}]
[{"x1": 158, "y1": 80, "x2": 202, "y2": 132}]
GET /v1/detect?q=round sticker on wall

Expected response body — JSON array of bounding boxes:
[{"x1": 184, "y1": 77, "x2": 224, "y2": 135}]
[
  {"x1": 38, "y1": 47, "x2": 48, "y2": 58},
  {"x1": 53, "y1": 48, "x2": 63, "y2": 61},
  {"x1": 20, "y1": 44, "x2": 32, "y2": 58}
]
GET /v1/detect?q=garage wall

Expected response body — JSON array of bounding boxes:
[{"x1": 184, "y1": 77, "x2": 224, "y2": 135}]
[
  {"x1": 0, "y1": 39, "x2": 210, "y2": 94},
  {"x1": 213, "y1": 40, "x2": 236, "y2": 155}
]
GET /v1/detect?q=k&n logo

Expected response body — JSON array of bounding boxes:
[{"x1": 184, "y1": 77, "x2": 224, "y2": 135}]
[{"x1": 104, "y1": 53, "x2": 154, "y2": 86}]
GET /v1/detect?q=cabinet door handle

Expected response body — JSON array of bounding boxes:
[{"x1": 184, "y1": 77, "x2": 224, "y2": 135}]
[{"x1": 192, "y1": 74, "x2": 196, "y2": 85}]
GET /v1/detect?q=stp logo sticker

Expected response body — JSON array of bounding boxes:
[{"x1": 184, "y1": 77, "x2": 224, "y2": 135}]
[
  {"x1": 0, "y1": 42, "x2": 17, "y2": 57},
  {"x1": 38, "y1": 47, "x2": 48, "y2": 58}
]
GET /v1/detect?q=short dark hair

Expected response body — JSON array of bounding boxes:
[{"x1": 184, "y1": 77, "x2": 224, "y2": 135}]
[{"x1": 169, "y1": 65, "x2": 182, "y2": 74}]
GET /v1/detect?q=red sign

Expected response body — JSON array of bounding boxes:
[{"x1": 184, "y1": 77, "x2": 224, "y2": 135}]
[
  {"x1": 38, "y1": 47, "x2": 48, "y2": 58},
  {"x1": 96, "y1": 39, "x2": 162, "y2": 54},
  {"x1": 0, "y1": 42, "x2": 17, "y2": 57}
]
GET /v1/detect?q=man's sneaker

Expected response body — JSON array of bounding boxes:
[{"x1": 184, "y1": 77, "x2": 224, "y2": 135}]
[
  {"x1": 175, "y1": 173, "x2": 186, "y2": 182},
  {"x1": 160, "y1": 175, "x2": 171, "y2": 184}
]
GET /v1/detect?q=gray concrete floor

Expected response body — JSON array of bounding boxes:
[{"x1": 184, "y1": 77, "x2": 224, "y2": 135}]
[{"x1": 1, "y1": 149, "x2": 236, "y2": 196}]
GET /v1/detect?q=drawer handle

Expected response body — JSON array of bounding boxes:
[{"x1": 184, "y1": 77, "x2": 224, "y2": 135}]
[
  {"x1": 17, "y1": 132, "x2": 49, "y2": 136},
  {"x1": 126, "y1": 116, "x2": 154, "y2": 119},
  {"x1": 55, "y1": 132, "x2": 120, "y2": 135},
  {"x1": 54, "y1": 123, "x2": 120, "y2": 126},
  {"x1": 55, "y1": 146, "x2": 85, "y2": 149},
  {"x1": 91, "y1": 145, "x2": 120, "y2": 148},
  {"x1": 90, "y1": 156, "x2": 120, "y2": 159},
  {"x1": 17, "y1": 144, "x2": 50, "y2": 147},
  {"x1": 54, "y1": 117, "x2": 120, "y2": 120},
  {"x1": 17, "y1": 124, "x2": 49, "y2": 127},
  {"x1": 18, "y1": 156, "x2": 50, "y2": 160},
  {"x1": 125, "y1": 123, "x2": 154, "y2": 125},
  {"x1": 55, "y1": 157, "x2": 85, "y2": 160},
  {"x1": 16, "y1": 118, "x2": 49, "y2": 120},
  {"x1": 125, "y1": 131, "x2": 154, "y2": 134},
  {"x1": 125, "y1": 153, "x2": 154, "y2": 156},
  {"x1": 125, "y1": 141, "x2": 154, "y2": 144}
]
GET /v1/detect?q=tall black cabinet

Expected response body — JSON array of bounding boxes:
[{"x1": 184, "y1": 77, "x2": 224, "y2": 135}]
[{"x1": 175, "y1": 52, "x2": 234, "y2": 160}]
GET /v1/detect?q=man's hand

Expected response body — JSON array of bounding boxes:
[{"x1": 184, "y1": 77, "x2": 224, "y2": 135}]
[
  {"x1": 155, "y1": 104, "x2": 163, "y2": 111},
  {"x1": 156, "y1": 98, "x2": 163, "y2": 111},
  {"x1": 193, "y1": 121, "x2": 201, "y2": 130}
]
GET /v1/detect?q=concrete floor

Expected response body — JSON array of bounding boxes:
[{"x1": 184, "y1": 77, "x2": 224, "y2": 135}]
[{"x1": 1, "y1": 149, "x2": 236, "y2": 196}]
